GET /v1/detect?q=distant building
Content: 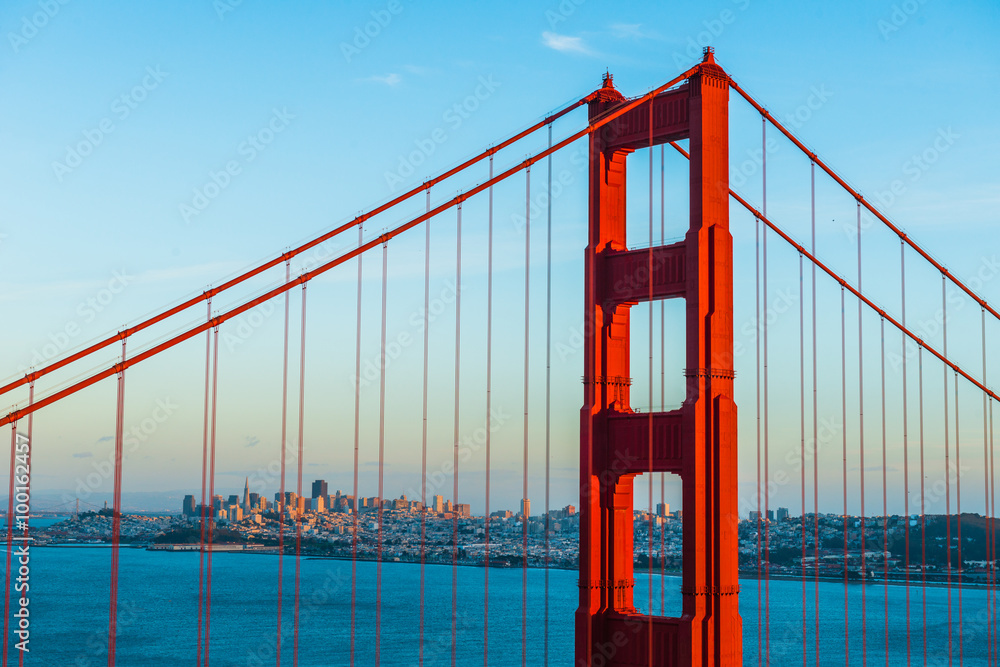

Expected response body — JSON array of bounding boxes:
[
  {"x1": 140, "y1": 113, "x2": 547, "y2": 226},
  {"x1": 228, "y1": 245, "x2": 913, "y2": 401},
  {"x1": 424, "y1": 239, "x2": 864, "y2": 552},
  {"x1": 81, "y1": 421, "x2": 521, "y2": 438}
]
[
  {"x1": 311, "y1": 496, "x2": 325, "y2": 513},
  {"x1": 228, "y1": 494, "x2": 239, "y2": 507},
  {"x1": 455, "y1": 503, "x2": 471, "y2": 518},
  {"x1": 563, "y1": 505, "x2": 576, "y2": 516},
  {"x1": 242, "y1": 478, "x2": 250, "y2": 513},
  {"x1": 183, "y1": 495, "x2": 196, "y2": 516},
  {"x1": 213, "y1": 495, "x2": 224, "y2": 511},
  {"x1": 656, "y1": 502, "x2": 670, "y2": 517},
  {"x1": 521, "y1": 498, "x2": 531, "y2": 518},
  {"x1": 766, "y1": 509, "x2": 775, "y2": 522},
  {"x1": 312, "y1": 479, "x2": 328, "y2": 499},
  {"x1": 443, "y1": 500, "x2": 453, "y2": 513},
  {"x1": 777, "y1": 507, "x2": 789, "y2": 522},
  {"x1": 749, "y1": 511, "x2": 762, "y2": 523},
  {"x1": 249, "y1": 492, "x2": 260, "y2": 509},
  {"x1": 433, "y1": 495, "x2": 444, "y2": 513}
]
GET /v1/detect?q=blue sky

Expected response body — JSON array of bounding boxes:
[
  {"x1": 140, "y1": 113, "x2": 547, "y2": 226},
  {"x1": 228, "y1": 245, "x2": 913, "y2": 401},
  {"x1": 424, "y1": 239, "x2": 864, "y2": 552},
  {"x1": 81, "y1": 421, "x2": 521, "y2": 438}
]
[{"x1": 1, "y1": 0, "x2": 998, "y2": 516}]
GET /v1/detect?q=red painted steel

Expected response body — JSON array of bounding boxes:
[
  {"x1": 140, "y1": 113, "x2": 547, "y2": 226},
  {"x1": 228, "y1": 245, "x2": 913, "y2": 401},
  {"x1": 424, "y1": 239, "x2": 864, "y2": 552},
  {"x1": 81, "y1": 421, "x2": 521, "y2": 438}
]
[{"x1": 576, "y1": 49, "x2": 742, "y2": 665}]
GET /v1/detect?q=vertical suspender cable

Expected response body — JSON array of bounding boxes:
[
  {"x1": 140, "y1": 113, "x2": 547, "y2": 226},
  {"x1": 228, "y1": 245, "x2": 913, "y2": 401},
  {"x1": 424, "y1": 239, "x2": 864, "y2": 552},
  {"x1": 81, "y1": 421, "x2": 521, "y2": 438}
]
[
  {"x1": 841, "y1": 285, "x2": 849, "y2": 665},
  {"x1": 954, "y1": 370, "x2": 963, "y2": 667},
  {"x1": 660, "y1": 143, "x2": 666, "y2": 613},
  {"x1": 990, "y1": 383, "x2": 997, "y2": 666},
  {"x1": 983, "y1": 308, "x2": 992, "y2": 665},
  {"x1": 375, "y1": 242, "x2": 388, "y2": 667},
  {"x1": 522, "y1": 167, "x2": 531, "y2": 667},
  {"x1": 800, "y1": 248, "x2": 806, "y2": 667},
  {"x1": 276, "y1": 260, "x2": 291, "y2": 667},
  {"x1": 901, "y1": 240, "x2": 912, "y2": 666},
  {"x1": 545, "y1": 124, "x2": 553, "y2": 665},
  {"x1": 857, "y1": 202, "x2": 867, "y2": 665},
  {"x1": 811, "y1": 162, "x2": 819, "y2": 667},
  {"x1": 107, "y1": 338, "x2": 126, "y2": 667},
  {"x1": 197, "y1": 300, "x2": 212, "y2": 665},
  {"x1": 205, "y1": 327, "x2": 219, "y2": 667},
  {"x1": 293, "y1": 284, "x2": 308, "y2": 667},
  {"x1": 421, "y1": 190, "x2": 431, "y2": 667},
  {"x1": 205, "y1": 328, "x2": 220, "y2": 667},
  {"x1": 881, "y1": 316, "x2": 889, "y2": 667},
  {"x1": 485, "y1": 159, "x2": 494, "y2": 667},
  {"x1": 762, "y1": 118, "x2": 771, "y2": 667},
  {"x1": 920, "y1": 346, "x2": 927, "y2": 664},
  {"x1": 453, "y1": 202, "x2": 463, "y2": 667},
  {"x1": 755, "y1": 213, "x2": 762, "y2": 667},
  {"x1": 350, "y1": 225, "x2": 363, "y2": 667},
  {"x1": 943, "y1": 276, "x2": 953, "y2": 666}
]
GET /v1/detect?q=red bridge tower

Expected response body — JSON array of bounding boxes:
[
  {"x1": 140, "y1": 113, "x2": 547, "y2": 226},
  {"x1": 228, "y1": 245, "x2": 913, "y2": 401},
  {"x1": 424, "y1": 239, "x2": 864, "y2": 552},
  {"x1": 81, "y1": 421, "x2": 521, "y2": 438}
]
[{"x1": 576, "y1": 50, "x2": 741, "y2": 666}]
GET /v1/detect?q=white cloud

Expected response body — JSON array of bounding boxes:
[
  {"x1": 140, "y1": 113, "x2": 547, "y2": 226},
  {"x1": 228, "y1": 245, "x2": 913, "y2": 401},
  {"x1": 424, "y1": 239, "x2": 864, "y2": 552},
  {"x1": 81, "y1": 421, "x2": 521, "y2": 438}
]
[
  {"x1": 361, "y1": 73, "x2": 402, "y2": 86},
  {"x1": 402, "y1": 64, "x2": 432, "y2": 76},
  {"x1": 541, "y1": 31, "x2": 592, "y2": 55},
  {"x1": 610, "y1": 23, "x2": 657, "y2": 40}
]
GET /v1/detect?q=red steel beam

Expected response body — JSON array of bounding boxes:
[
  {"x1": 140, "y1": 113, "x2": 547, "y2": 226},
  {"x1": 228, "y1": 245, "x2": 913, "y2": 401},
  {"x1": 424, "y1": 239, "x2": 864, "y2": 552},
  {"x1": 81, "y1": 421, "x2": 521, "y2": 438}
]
[
  {"x1": 0, "y1": 98, "x2": 590, "y2": 401},
  {"x1": 0, "y1": 69, "x2": 699, "y2": 429},
  {"x1": 667, "y1": 140, "x2": 1000, "y2": 404},
  {"x1": 728, "y1": 77, "x2": 1000, "y2": 322}
]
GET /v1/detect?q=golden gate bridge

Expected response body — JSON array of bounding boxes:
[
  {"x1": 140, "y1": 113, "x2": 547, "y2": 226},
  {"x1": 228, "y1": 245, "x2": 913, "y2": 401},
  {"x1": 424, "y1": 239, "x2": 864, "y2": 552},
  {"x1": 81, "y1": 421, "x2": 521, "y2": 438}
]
[{"x1": 2, "y1": 48, "x2": 997, "y2": 666}]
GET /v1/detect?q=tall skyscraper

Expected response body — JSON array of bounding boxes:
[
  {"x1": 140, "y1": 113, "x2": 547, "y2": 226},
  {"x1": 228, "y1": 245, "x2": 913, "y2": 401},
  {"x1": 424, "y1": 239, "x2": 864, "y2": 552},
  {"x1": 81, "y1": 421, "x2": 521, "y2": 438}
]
[
  {"x1": 521, "y1": 498, "x2": 531, "y2": 518},
  {"x1": 312, "y1": 479, "x2": 328, "y2": 499},
  {"x1": 242, "y1": 477, "x2": 250, "y2": 513},
  {"x1": 656, "y1": 502, "x2": 670, "y2": 517},
  {"x1": 183, "y1": 495, "x2": 196, "y2": 516},
  {"x1": 433, "y1": 495, "x2": 443, "y2": 513},
  {"x1": 776, "y1": 507, "x2": 789, "y2": 522}
]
